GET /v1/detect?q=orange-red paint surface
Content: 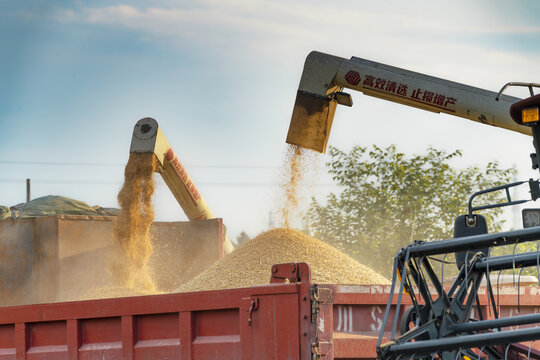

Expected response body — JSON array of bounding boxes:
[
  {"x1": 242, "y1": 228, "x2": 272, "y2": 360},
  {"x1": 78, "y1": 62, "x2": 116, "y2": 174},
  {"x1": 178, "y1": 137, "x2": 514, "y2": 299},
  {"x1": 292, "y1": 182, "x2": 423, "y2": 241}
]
[{"x1": 1, "y1": 282, "x2": 539, "y2": 359}]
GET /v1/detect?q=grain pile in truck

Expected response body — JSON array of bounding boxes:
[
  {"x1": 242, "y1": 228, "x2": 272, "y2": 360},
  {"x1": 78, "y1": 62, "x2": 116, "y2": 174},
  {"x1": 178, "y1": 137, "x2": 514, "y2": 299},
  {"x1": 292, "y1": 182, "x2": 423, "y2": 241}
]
[{"x1": 179, "y1": 227, "x2": 389, "y2": 292}]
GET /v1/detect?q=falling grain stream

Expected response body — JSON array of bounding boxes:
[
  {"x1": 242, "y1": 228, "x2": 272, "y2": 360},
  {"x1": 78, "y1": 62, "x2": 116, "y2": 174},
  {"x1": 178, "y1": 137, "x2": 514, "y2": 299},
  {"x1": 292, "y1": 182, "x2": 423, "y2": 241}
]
[{"x1": 112, "y1": 153, "x2": 158, "y2": 292}]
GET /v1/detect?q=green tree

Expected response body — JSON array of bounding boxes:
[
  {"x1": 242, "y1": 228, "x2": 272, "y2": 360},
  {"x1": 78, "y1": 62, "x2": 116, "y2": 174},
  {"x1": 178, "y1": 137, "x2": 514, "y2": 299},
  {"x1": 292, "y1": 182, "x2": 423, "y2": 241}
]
[
  {"x1": 235, "y1": 231, "x2": 251, "y2": 246},
  {"x1": 305, "y1": 145, "x2": 516, "y2": 277}
]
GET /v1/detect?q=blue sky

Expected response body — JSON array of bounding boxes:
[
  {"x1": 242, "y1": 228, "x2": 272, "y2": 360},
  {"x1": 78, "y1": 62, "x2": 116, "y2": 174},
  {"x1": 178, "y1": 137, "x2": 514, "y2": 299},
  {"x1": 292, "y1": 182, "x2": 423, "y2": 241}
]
[{"x1": 1, "y1": 0, "x2": 540, "y2": 240}]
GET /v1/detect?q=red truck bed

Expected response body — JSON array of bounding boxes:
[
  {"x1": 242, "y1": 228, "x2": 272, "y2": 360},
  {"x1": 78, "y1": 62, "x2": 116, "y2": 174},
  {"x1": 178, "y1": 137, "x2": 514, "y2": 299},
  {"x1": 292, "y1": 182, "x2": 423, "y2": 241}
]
[{"x1": 0, "y1": 263, "x2": 538, "y2": 359}]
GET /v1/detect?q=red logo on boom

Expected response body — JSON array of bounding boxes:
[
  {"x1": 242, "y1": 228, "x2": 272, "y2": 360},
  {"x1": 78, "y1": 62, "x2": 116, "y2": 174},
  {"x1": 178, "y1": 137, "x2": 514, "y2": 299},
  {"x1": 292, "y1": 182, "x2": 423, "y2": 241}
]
[{"x1": 345, "y1": 71, "x2": 361, "y2": 86}]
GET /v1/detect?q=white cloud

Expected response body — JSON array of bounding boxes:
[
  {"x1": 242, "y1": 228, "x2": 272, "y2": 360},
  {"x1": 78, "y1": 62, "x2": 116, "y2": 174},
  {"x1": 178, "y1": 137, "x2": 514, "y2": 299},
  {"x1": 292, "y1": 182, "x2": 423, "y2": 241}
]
[
  {"x1": 57, "y1": 2, "x2": 538, "y2": 102},
  {"x1": 52, "y1": 9, "x2": 76, "y2": 22},
  {"x1": 87, "y1": 5, "x2": 140, "y2": 21},
  {"x1": 50, "y1": 2, "x2": 540, "y2": 94},
  {"x1": 81, "y1": 4, "x2": 316, "y2": 42},
  {"x1": 42, "y1": 2, "x2": 540, "y2": 97},
  {"x1": 60, "y1": 2, "x2": 539, "y2": 61}
]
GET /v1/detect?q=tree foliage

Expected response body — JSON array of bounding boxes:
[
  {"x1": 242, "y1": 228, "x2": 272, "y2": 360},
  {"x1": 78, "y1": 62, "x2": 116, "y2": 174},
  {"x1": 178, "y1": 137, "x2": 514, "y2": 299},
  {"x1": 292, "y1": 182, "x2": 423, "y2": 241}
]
[{"x1": 305, "y1": 145, "x2": 516, "y2": 276}]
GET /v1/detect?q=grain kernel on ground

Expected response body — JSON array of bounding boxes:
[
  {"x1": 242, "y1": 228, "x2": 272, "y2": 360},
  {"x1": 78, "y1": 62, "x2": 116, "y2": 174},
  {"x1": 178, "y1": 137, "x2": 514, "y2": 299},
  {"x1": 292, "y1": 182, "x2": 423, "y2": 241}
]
[{"x1": 179, "y1": 228, "x2": 390, "y2": 292}]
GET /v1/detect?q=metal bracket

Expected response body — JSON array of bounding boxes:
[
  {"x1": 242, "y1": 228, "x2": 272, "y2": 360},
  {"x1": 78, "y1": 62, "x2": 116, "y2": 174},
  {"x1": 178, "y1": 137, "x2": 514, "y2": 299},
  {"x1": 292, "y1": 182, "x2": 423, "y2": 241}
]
[
  {"x1": 465, "y1": 215, "x2": 477, "y2": 227},
  {"x1": 496, "y1": 82, "x2": 540, "y2": 100},
  {"x1": 247, "y1": 297, "x2": 259, "y2": 326},
  {"x1": 310, "y1": 286, "x2": 334, "y2": 360},
  {"x1": 270, "y1": 262, "x2": 312, "y2": 284},
  {"x1": 330, "y1": 91, "x2": 353, "y2": 107},
  {"x1": 467, "y1": 180, "x2": 533, "y2": 216},
  {"x1": 310, "y1": 286, "x2": 333, "y2": 323},
  {"x1": 530, "y1": 179, "x2": 540, "y2": 201},
  {"x1": 312, "y1": 341, "x2": 333, "y2": 359}
]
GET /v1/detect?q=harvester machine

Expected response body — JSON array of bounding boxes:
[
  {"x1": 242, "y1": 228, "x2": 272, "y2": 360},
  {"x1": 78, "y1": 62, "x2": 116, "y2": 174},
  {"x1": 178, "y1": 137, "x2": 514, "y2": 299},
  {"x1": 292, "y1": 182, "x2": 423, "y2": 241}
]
[
  {"x1": 130, "y1": 117, "x2": 234, "y2": 253},
  {"x1": 287, "y1": 51, "x2": 540, "y2": 359}
]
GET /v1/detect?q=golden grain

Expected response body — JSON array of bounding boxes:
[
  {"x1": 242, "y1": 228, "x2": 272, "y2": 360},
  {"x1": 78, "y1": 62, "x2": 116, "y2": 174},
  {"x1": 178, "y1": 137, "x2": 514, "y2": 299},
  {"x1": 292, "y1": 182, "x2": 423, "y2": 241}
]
[
  {"x1": 113, "y1": 153, "x2": 157, "y2": 291},
  {"x1": 179, "y1": 228, "x2": 389, "y2": 292}
]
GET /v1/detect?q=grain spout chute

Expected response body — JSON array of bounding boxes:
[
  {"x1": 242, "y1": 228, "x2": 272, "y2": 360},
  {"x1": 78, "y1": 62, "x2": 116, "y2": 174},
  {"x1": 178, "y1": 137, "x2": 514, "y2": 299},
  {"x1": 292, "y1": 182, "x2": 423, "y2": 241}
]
[{"x1": 130, "y1": 117, "x2": 234, "y2": 253}]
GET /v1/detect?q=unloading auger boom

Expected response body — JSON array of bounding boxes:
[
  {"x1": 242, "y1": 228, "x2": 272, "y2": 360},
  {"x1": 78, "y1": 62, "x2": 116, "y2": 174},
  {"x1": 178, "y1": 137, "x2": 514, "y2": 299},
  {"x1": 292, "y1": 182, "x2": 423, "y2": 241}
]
[
  {"x1": 130, "y1": 117, "x2": 234, "y2": 253},
  {"x1": 286, "y1": 51, "x2": 533, "y2": 154}
]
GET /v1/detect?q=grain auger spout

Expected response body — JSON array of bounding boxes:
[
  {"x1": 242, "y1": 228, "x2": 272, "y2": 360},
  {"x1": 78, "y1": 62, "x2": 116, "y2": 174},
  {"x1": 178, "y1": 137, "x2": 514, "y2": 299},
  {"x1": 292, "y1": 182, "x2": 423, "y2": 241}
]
[
  {"x1": 286, "y1": 51, "x2": 532, "y2": 153},
  {"x1": 130, "y1": 117, "x2": 234, "y2": 253}
]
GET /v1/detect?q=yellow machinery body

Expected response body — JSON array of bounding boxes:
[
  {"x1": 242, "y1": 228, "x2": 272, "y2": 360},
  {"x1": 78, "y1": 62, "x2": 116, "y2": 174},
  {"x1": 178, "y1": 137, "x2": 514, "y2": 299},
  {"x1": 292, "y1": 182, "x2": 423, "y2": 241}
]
[{"x1": 287, "y1": 51, "x2": 530, "y2": 153}]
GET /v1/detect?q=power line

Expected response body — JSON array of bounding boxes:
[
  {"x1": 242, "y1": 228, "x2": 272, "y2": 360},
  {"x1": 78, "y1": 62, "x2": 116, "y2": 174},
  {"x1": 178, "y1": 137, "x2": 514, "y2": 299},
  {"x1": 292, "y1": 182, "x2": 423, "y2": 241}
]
[
  {"x1": 0, "y1": 160, "x2": 280, "y2": 169},
  {"x1": 0, "y1": 179, "x2": 119, "y2": 185},
  {"x1": 0, "y1": 178, "x2": 336, "y2": 187},
  {"x1": 0, "y1": 160, "x2": 121, "y2": 167}
]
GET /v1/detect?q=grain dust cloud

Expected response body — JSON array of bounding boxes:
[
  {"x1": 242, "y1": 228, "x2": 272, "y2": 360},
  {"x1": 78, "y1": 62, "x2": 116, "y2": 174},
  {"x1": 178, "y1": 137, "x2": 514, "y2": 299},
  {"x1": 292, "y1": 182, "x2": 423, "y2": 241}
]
[{"x1": 113, "y1": 153, "x2": 158, "y2": 292}]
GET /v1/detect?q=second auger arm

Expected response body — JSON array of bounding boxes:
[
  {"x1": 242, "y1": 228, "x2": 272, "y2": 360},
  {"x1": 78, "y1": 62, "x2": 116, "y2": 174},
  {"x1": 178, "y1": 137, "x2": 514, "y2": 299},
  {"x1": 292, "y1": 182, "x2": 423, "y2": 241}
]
[{"x1": 130, "y1": 118, "x2": 234, "y2": 253}]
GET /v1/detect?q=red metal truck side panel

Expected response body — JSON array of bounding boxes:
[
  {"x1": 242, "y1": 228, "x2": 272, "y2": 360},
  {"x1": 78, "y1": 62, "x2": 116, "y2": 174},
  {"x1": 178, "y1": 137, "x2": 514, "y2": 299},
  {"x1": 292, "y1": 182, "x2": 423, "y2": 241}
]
[
  {"x1": 80, "y1": 342, "x2": 122, "y2": 360},
  {"x1": 83, "y1": 317, "x2": 121, "y2": 343},
  {"x1": 192, "y1": 338, "x2": 241, "y2": 360},
  {"x1": 27, "y1": 321, "x2": 68, "y2": 360},
  {"x1": 329, "y1": 285, "x2": 540, "y2": 359},
  {"x1": 180, "y1": 312, "x2": 194, "y2": 359},
  {"x1": 0, "y1": 350, "x2": 15, "y2": 360},
  {"x1": 30, "y1": 321, "x2": 66, "y2": 347},
  {"x1": 251, "y1": 293, "x2": 300, "y2": 360},
  {"x1": 134, "y1": 313, "x2": 180, "y2": 359},
  {"x1": 0, "y1": 284, "x2": 309, "y2": 360},
  {"x1": 195, "y1": 309, "x2": 239, "y2": 337},
  {"x1": 0, "y1": 325, "x2": 15, "y2": 359},
  {"x1": 78, "y1": 317, "x2": 122, "y2": 360},
  {"x1": 1, "y1": 281, "x2": 539, "y2": 359},
  {"x1": 333, "y1": 333, "x2": 379, "y2": 359},
  {"x1": 297, "y1": 284, "x2": 313, "y2": 360},
  {"x1": 192, "y1": 309, "x2": 241, "y2": 360}
]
